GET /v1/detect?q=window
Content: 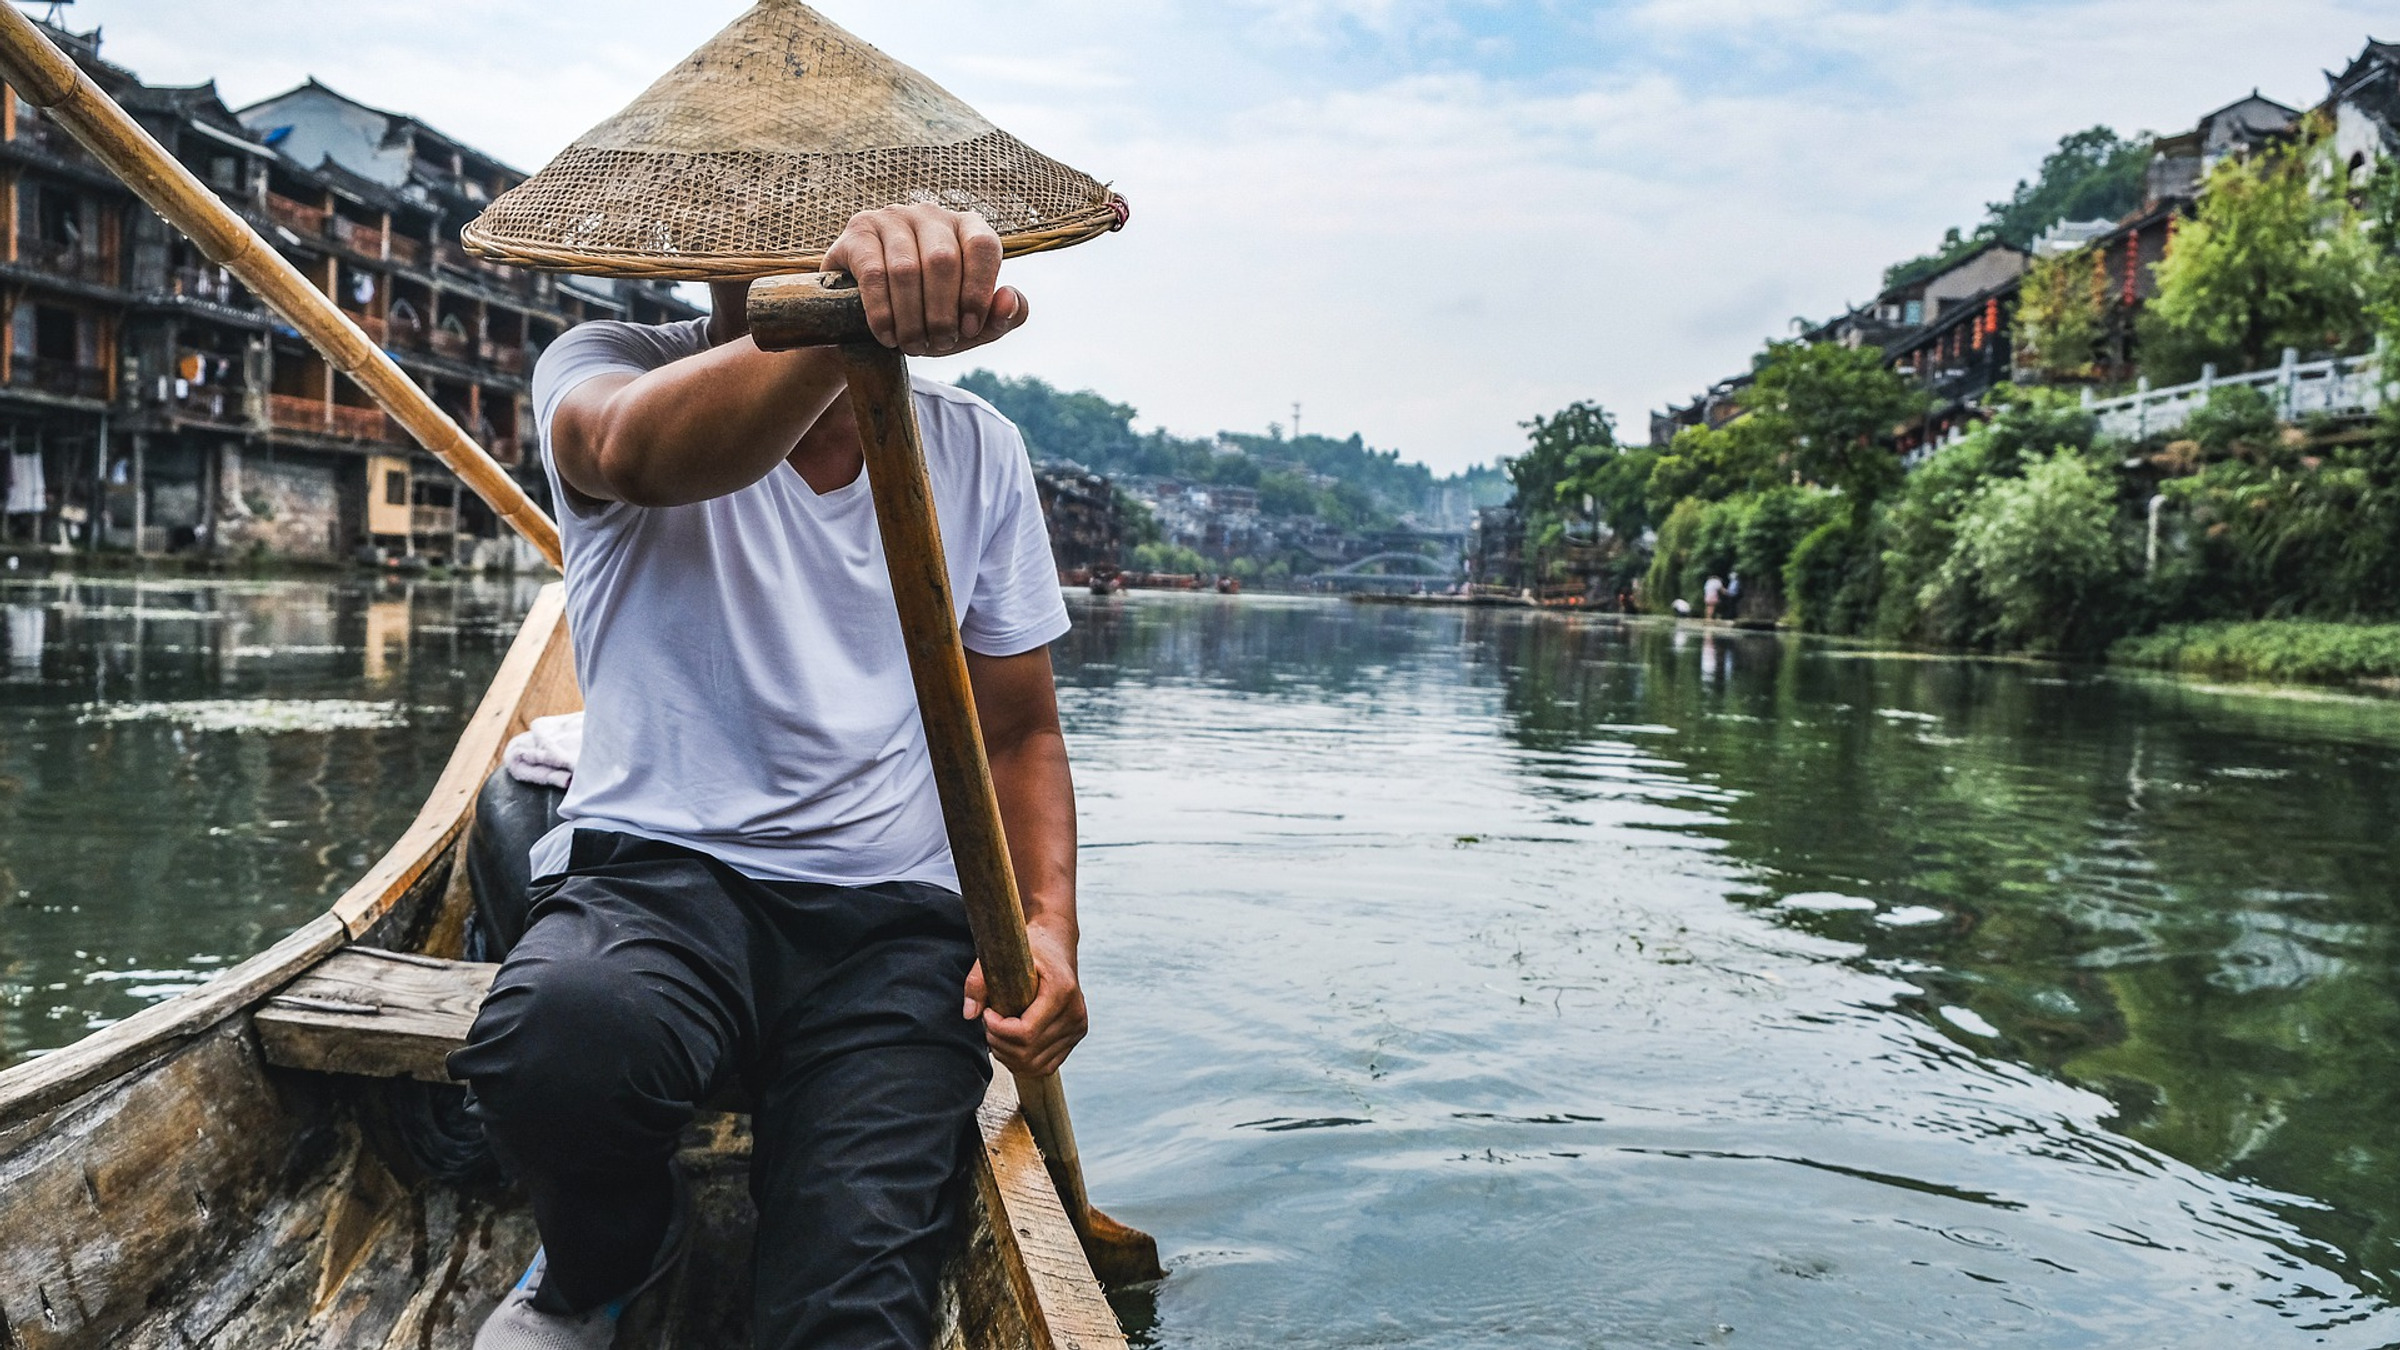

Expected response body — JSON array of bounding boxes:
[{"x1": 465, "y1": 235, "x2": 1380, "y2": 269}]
[
  {"x1": 384, "y1": 470, "x2": 408, "y2": 507},
  {"x1": 35, "y1": 186, "x2": 79, "y2": 250},
  {"x1": 1903, "y1": 300, "x2": 1924, "y2": 326},
  {"x1": 32, "y1": 305, "x2": 76, "y2": 362}
]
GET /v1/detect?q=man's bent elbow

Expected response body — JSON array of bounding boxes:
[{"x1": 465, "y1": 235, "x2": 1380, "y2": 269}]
[{"x1": 589, "y1": 430, "x2": 686, "y2": 508}]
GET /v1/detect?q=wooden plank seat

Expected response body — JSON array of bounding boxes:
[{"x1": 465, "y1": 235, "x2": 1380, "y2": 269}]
[
  {"x1": 255, "y1": 947, "x2": 759, "y2": 1113},
  {"x1": 256, "y1": 947, "x2": 497, "y2": 1083}
]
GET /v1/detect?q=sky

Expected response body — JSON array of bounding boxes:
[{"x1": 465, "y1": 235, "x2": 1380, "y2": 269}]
[{"x1": 39, "y1": 0, "x2": 2393, "y2": 474}]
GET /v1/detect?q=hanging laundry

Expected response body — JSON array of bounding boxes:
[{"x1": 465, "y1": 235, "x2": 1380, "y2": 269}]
[
  {"x1": 351, "y1": 272, "x2": 375, "y2": 307},
  {"x1": 5, "y1": 604, "x2": 43, "y2": 682},
  {"x1": 5, "y1": 451, "x2": 44, "y2": 515}
]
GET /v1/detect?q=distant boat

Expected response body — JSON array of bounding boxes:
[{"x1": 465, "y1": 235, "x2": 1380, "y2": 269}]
[{"x1": 0, "y1": 586, "x2": 1124, "y2": 1349}]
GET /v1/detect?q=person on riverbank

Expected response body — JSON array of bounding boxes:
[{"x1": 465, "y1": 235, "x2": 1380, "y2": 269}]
[{"x1": 1704, "y1": 574, "x2": 1726, "y2": 621}]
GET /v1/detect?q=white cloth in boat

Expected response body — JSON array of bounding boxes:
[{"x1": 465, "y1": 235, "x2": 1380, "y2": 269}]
[
  {"x1": 504, "y1": 711, "x2": 584, "y2": 789},
  {"x1": 524, "y1": 316, "x2": 1069, "y2": 890}
]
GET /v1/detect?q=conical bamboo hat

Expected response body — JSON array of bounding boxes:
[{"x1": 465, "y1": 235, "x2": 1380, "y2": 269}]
[{"x1": 461, "y1": 0, "x2": 1125, "y2": 280}]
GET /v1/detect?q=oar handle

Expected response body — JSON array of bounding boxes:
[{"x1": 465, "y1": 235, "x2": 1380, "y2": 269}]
[
  {"x1": 0, "y1": 7, "x2": 561, "y2": 568},
  {"x1": 749, "y1": 272, "x2": 877, "y2": 350}
]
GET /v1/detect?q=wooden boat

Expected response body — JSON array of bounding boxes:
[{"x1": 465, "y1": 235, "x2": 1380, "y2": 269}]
[{"x1": 0, "y1": 586, "x2": 1125, "y2": 1350}]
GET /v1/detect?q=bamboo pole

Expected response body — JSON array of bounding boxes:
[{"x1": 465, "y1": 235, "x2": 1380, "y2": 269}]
[{"x1": 0, "y1": 8, "x2": 560, "y2": 567}]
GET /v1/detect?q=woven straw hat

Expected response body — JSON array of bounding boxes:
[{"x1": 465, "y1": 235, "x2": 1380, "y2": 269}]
[{"x1": 461, "y1": 0, "x2": 1125, "y2": 280}]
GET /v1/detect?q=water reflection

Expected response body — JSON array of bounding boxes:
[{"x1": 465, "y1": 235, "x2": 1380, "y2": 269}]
[
  {"x1": 1054, "y1": 595, "x2": 2400, "y2": 1345},
  {"x1": 1476, "y1": 612, "x2": 2400, "y2": 1314},
  {"x1": 0, "y1": 573, "x2": 543, "y2": 1056}
]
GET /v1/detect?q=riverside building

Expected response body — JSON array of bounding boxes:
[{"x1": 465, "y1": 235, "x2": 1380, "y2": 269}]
[{"x1": 0, "y1": 18, "x2": 700, "y2": 566}]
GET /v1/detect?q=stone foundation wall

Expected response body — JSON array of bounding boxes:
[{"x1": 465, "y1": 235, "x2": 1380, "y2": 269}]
[{"x1": 217, "y1": 450, "x2": 345, "y2": 561}]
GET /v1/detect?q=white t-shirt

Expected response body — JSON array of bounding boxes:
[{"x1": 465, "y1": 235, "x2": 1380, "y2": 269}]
[{"x1": 524, "y1": 316, "x2": 1070, "y2": 889}]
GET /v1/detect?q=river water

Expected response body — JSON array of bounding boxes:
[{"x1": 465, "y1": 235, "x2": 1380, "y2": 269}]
[{"x1": 2, "y1": 577, "x2": 2396, "y2": 1347}]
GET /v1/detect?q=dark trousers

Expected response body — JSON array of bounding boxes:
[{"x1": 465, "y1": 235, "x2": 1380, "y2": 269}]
[{"x1": 448, "y1": 830, "x2": 991, "y2": 1350}]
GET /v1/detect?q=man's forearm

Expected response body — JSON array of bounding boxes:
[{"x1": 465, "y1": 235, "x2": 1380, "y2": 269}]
[
  {"x1": 986, "y1": 726, "x2": 1078, "y2": 943},
  {"x1": 588, "y1": 339, "x2": 847, "y2": 506}
]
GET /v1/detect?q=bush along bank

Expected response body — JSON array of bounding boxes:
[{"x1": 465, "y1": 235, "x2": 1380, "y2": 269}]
[{"x1": 2111, "y1": 620, "x2": 2400, "y2": 685}]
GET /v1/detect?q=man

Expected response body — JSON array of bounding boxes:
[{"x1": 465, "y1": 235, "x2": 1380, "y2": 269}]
[{"x1": 452, "y1": 203, "x2": 1086, "y2": 1350}]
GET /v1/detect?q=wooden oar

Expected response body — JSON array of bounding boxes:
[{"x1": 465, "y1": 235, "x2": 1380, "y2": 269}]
[
  {"x1": 751, "y1": 273, "x2": 1164, "y2": 1288},
  {"x1": 0, "y1": 6, "x2": 562, "y2": 569}
]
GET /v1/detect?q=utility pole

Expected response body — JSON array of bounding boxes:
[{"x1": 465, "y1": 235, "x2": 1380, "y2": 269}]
[{"x1": 1291, "y1": 401, "x2": 1302, "y2": 442}]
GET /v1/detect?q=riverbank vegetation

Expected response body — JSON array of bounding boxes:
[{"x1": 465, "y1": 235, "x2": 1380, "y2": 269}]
[
  {"x1": 2113, "y1": 620, "x2": 2400, "y2": 683},
  {"x1": 1508, "y1": 116, "x2": 2400, "y2": 685}
]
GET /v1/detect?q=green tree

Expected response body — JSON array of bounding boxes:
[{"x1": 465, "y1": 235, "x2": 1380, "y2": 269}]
[
  {"x1": 2360, "y1": 156, "x2": 2400, "y2": 350},
  {"x1": 1875, "y1": 388, "x2": 2100, "y2": 644},
  {"x1": 2160, "y1": 401, "x2": 2400, "y2": 620},
  {"x1": 1985, "y1": 127, "x2": 2153, "y2": 250},
  {"x1": 1936, "y1": 448, "x2": 2130, "y2": 652},
  {"x1": 1507, "y1": 400, "x2": 1618, "y2": 553},
  {"x1": 1558, "y1": 441, "x2": 1659, "y2": 542},
  {"x1": 1645, "y1": 418, "x2": 1781, "y2": 517},
  {"x1": 1740, "y1": 340, "x2": 1926, "y2": 519},
  {"x1": 1509, "y1": 402, "x2": 1614, "y2": 504},
  {"x1": 1642, "y1": 498, "x2": 1709, "y2": 608},
  {"x1": 1885, "y1": 126, "x2": 2150, "y2": 289},
  {"x1": 1257, "y1": 469, "x2": 1320, "y2": 518},
  {"x1": 2013, "y1": 246, "x2": 2109, "y2": 380},
  {"x1": 2139, "y1": 131, "x2": 2376, "y2": 381}
]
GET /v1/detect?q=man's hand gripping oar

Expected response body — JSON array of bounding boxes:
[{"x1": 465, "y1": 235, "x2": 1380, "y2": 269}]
[{"x1": 747, "y1": 261, "x2": 1164, "y2": 1290}]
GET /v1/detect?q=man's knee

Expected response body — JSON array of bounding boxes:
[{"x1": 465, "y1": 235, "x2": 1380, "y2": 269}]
[{"x1": 452, "y1": 952, "x2": 709, "y2": 1160}]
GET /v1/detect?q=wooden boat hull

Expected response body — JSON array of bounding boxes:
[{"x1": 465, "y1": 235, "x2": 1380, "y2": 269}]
[{"x1": 0, "y1": 585, "x2": 1123, "y2": 1349}]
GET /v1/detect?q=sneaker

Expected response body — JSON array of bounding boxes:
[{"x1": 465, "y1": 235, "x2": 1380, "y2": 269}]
[
  {"x1": 472, "y1": 1249, "x2": 623, "y2": 1350},
  {"x1": 474, "y1": 1166, "x2": 692, "y2": 1350}
]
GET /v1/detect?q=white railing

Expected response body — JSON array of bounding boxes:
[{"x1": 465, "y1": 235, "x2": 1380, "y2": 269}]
[{"x1": 2084, "y1": 341, "x2": 2388, "y2": 440}]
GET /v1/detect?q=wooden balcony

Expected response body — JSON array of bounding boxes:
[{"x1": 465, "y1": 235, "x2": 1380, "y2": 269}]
[
  {"x1": 435, "y1": 240, "x2": 534, "y2": 296},
  {"x1": 386, "y1": 235, "x2": 425, "y2": 267},
  {"x1": 478, "y1": 341, "x2": 527, "y2": 375},
  {"x1": 410, "y1": 504, "x2": 457, "y2": 537},
  {"x1": 267, "y1": 392, "x2": 326, "y2": 434},
  {"x1": 331, "y1": 403, "x2": 394, "y2": 441},
  {"x1": 345, "y1": 310, "x2": 389, "y2": 345},
  {"x1": 330, "y1": 216, "x2": 388, "y2": 258},
  {"x1": 264, "y1": 193, "x2": 330, "y2": 239},
  {"x1": 10, "y1": 357, "x2": 108, "y2": 400},
  {"x1": 267, "y1": 393, "x2": 396, "y2": 443},
  {"x1": 429, "y1": 329, "x2": 471, "y2": 361},
  {"x1": 14, "y1": 232, "x2": 115, "y2": 284}
]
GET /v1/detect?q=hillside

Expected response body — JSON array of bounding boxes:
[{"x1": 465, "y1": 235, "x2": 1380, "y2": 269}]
[{"x1": 955, "y1": 370, "x2": 1507, "y2": 527}]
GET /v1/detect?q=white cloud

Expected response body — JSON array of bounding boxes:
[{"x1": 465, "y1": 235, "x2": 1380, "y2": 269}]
[{"x1": 53, "y1": 0, "x2": 2400, "y2": 472}]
